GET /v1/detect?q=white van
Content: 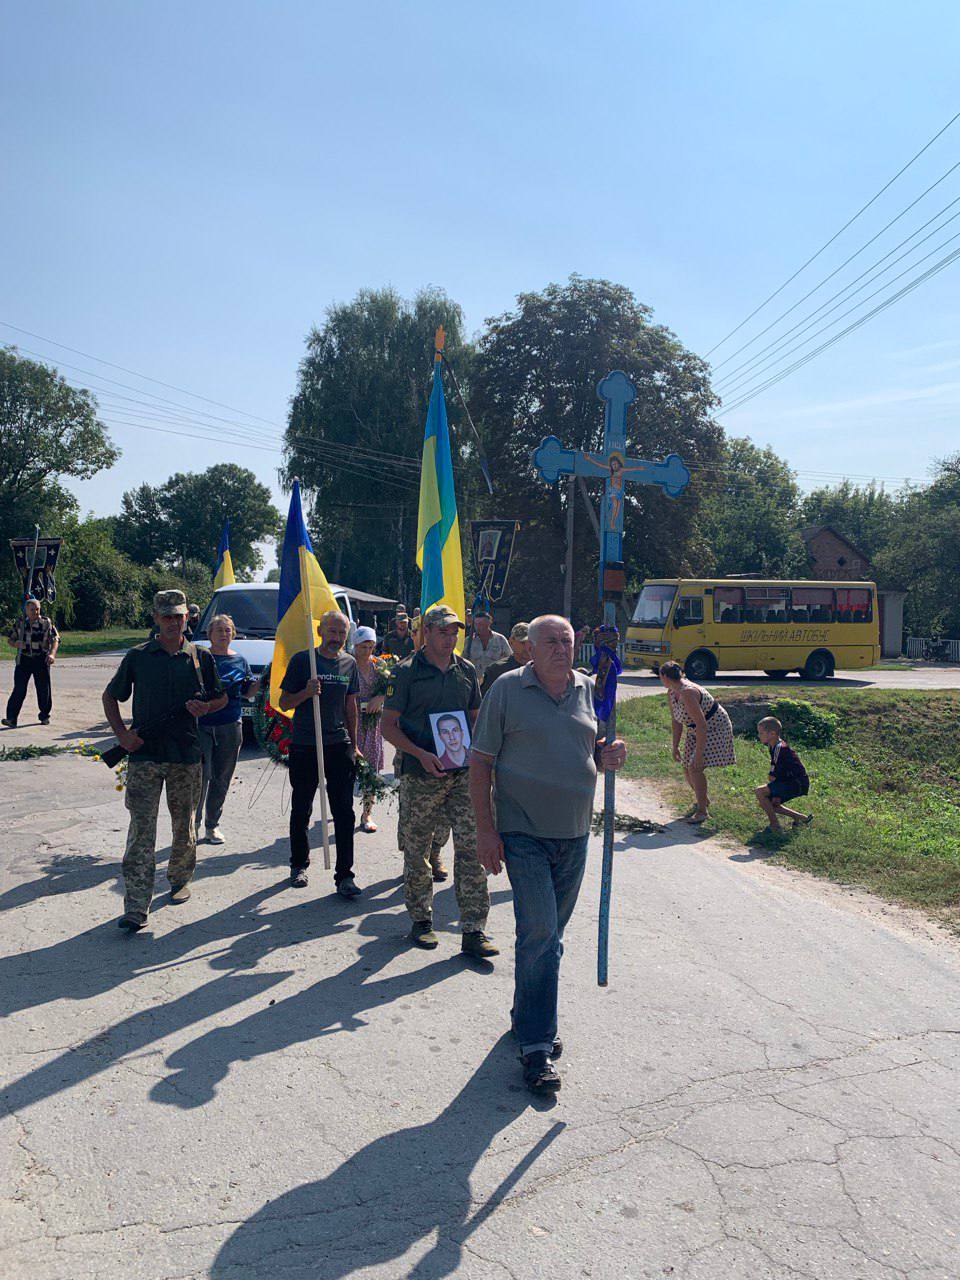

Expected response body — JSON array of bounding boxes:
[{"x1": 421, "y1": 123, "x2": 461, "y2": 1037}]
[{"x1": 195, "y1": 582, "x2": 358, "y2": 727}]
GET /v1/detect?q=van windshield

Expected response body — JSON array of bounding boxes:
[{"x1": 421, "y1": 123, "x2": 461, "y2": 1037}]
[
  {"x1": 200, "y1": 589, "x2": 278, "y2": 638},
  {"x1": 632, "y1": 584, "x2": 677, "y2": 627}
]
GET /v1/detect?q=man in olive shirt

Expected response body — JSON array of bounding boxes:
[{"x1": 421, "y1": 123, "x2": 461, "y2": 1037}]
[
  {"x1": 480, "y1": 621, "x2": 532, "y2": 696},
  {"x1": 103, "y1": 590, "x2": 226, "y2": 932},
  {"x1": 279, "y1": 610, "x2": 362, "y2": 899},
  {"x1": 382, "y1": 605, "x2": 496, "y2": 958},
  {"x1": 377, "y1": 609, "x2": 415, "y2": 660},
  {"x1": 470, "y1": 614, "x2": 627, "y2": 1093}
]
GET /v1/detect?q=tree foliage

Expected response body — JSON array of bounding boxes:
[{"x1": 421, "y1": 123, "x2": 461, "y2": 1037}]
[
  {"x1": 115, "y1": 464, "x2": 279, "y2": 577},
  {"x1": 0, "y1": 348, "x2": 119, "y2": 616},
  {"x1": 469, "y1": 277, "x2": 723, "y2": 624},
  {"x1": 283, "y1": 286, "x2": 471, "y2": 604},
  {"x1": 698, "y1": 436, "x2": 807, "y2": 578}
]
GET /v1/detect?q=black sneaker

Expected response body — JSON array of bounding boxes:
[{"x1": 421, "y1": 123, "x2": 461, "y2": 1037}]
[
  {"x1": 118, "y1": 913, "x2": 145, "y2": 933},
  {"x1": 522, "y1": 1051, "x2": 561, "y2": 1094},
  {"x1": 337, "y1": 876, "x2": 362, "y2": 899},
  {"x1": 461, "y1": 930, "x2": 499, "y2": 959},
  {"x1": 411, "y1": 920, "x2": 439, "y2": 949},
  {"x1": 39, "y1": 716, "x2": 50, "y2": 725},
  {"x1": 290, "y1": 868, "x2": 308, "y2": 888},
  {"x1": 1, "y1": 718, "x2": 17, "y2": 729}
]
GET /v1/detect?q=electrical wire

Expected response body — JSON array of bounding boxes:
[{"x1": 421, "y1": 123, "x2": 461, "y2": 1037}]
[
  {"x1": 713, "y1": 194, "x2": 960, "y2": 389},
  {"x1": 720, "y1": 243, "x2": 960, "y2": 414},
  {"x1": 706, "y1": 109, "x2": 960, "y2": 356}
]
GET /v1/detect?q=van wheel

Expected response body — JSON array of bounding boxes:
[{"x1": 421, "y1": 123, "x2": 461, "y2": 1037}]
[
  {"x1": 684, "y1": 651, "x2": 716, "y2": 682},
  {"x1": 764, "y1": 670, "x2": 789, "y2": 679},
  {"x1": 802, "y1": 650, "x2": 834, "y2": 681}
]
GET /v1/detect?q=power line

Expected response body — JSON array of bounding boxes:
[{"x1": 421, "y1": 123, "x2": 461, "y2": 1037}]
[
  {"x1": 714, "y1": 194, "x2": 960, "y2": 390},
  {"x1": 717, "y1": 223, "x2": 960, "y2": 398},
  {"x1": 711, "y1": 154, "x2": 960, "y2": 374},
  {"x1": 706, "y1": 108, "x2": 960, "y2": 356},
  {"x1": 720, "y1": 243, "x2": 960, "y2": 414}
]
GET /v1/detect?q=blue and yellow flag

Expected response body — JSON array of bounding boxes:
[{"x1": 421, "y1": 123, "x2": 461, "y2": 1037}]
[
  {"x1": 269, "y1": 482, "x2": 337, "y2": 713},
  {"x1": 213, "y1": 520, "x2": 235, "y2": 589},
  {"x1": 416, "y1": 327, "x2": 465, "y2": 628}
]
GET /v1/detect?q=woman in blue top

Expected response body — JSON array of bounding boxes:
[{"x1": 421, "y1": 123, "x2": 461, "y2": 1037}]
[{"x1": 196, "y1": 614, "x2": 257, "y2": 844}]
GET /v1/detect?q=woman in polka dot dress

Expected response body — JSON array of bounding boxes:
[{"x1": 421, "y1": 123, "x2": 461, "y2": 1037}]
[{"x1": 658, "y1": 659, "x2": 735, "y2": 824}]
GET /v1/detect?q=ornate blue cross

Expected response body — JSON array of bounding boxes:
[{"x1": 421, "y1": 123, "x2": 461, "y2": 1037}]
[
  {"x1": 533, "y1": 370, "x2": 690, "y2": 575},
  {"x1": 532, "y1": 369, "x2": 691, "y2": 988}
]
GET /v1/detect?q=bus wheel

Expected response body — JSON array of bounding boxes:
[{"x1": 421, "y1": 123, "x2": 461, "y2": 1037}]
[
  {"x1": 684, "y1": 651, "x2": 716, "y2": 681},
  {"x1": 764, "y1": 670, "x2": 789, "y2": 679},
  {"x1": 802, "y1": 650, "x2": 834, "y2": 681}
]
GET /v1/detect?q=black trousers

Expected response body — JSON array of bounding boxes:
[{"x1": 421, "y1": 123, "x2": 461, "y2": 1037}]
[
  {"x1": 288, "y1": 742, "x2": 356, "y2": 883},
  {"x1": 6, "y1": 656, "x2": 52, "y2": 722}
]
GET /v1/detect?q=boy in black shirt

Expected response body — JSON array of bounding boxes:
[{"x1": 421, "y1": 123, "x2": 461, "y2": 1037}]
[{"x1": 756, "y1": 716, "x2": 812, "y2": 833}]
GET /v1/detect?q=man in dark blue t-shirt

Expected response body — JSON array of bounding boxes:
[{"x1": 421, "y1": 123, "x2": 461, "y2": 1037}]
[{"x1": 279, "y1": 610, "x2": 362, "y2": 898}]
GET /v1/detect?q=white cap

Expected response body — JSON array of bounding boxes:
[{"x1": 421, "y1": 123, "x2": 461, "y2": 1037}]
[{"x1": 354, "y1": 625, "x2": 377, "y2": 645}]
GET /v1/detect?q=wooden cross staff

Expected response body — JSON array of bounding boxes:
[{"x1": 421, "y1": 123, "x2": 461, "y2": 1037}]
[{"x1": 533, "y1": 370, "x2": 690, "y2": 985}]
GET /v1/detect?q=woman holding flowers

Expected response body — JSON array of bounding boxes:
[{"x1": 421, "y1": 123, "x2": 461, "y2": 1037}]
[{"x1": 353, "y1": 626, "x2": 387, "y2": 832}]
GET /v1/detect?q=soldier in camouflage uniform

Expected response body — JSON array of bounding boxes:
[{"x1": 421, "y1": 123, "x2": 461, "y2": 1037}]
[
  {"x1": 382, "y1": 605, "x2": 496, "y2": 957},
  {"x1": 102, "y1": 590, "x2": 225, "y2": 932}
]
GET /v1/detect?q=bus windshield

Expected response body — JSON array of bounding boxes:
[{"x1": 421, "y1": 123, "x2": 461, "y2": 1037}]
[{"x1": 632, "y1": 584, "x2": 676, "y2": 627}]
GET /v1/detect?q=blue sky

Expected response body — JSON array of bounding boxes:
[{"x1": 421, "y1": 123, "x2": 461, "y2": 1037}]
[{"x1": 3, "y1": 0, "x2": 959, "y2": 530}]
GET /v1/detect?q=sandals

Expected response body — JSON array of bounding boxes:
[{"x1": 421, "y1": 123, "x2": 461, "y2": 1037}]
[
  {"x1": 687, "y1": 811, "x2": 709, "y2": 825},
  {"x1": 792, "y1": 813, "x2": 814, "y2": 828}
]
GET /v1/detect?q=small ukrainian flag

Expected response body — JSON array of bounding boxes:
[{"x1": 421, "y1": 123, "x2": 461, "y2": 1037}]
[
  {"x1": 213, "y1": 520, "x2": 235, "y2": 589},
  {"x1": 417, "y1": 327, "x2": 465, "y2": 628},
  {"x1": 269, "y1": 483, "x2": 337, "y2": 713}
]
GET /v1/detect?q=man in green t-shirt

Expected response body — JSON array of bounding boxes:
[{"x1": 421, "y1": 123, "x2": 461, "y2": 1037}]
[
  {"x1": 382, "y1": 605, "x2": 496, "y2": 958},
  {"x1": 102, "y1": 590, "x2": 226, "y2": 932}
]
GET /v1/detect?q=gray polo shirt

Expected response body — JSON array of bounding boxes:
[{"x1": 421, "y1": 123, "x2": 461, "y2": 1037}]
[{"x1": 472, "y1": 664, "x2": 598, "y2": 839}]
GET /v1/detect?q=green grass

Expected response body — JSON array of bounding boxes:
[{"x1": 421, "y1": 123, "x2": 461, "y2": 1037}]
[
  {"x1": 618, "y1": 687, "x2": 960, "y2": 921},
  {"x1": 0, "y1": 627, "x2": 145, "y2": 659}
]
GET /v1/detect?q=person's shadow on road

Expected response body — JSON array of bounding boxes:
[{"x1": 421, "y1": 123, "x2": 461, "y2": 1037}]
[{"x1": 209, "y1": 1035, "x2": 563, "y2": 1280}]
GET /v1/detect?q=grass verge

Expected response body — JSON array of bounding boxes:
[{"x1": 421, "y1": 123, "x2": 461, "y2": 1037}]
[
  {"x1": 0, "y1": 627, "x2": 145, "y2": 659},
  {"x1": 618, "y1": 687, "x2": 960, "y2": 922}
]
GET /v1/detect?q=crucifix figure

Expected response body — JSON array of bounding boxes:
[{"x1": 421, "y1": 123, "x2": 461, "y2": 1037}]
[{"x1": 532, "y1": 369, "x2": 690, "y2": 986}]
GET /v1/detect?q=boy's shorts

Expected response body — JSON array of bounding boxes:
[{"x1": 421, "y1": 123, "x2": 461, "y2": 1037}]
[{"x1": 768, "y1": 778, "x2": 804, "y2": 805}]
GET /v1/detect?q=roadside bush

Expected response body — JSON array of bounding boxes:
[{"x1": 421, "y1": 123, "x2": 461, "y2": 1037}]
[{"x1": 726, "y1": 697, "x2": 836, "y2": 748}]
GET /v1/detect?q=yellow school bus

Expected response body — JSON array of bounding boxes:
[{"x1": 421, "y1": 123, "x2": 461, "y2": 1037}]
[{"x1": 625, "y1": 578, "x2": 880, "y2": 681}]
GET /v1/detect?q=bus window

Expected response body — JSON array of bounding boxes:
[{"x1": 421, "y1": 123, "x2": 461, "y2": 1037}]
[
  {"x1": 791, "y1": 587, "x2": 835, "y2": 623},
  {"x1": 713, "y1": 586, "x2": 743, "y2": 623},
  {"x1": 836, "y1": 587, "x2": 873, "y2": 623},
  {"x1": 632, "y1": 584, "x2": 677, "y2": 627},
  {"x1": 745, "y1": 585, "x2": 790, "y2": 623},
  {"x1": 673, "y1": 595, "x2": 704, "y2": 627}
]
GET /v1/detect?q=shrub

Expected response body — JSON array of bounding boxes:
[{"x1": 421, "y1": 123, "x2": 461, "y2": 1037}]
[{"x1": 769, "y1": 698, "x2": 837, "y2": 748}]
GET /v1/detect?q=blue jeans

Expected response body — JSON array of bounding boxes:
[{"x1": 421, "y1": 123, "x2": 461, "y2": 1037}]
[{"x1": 503, "y1": 832, "x2": 589, "y2": 1055}]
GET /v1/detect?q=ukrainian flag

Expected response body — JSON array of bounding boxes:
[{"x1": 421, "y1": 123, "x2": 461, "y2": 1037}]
[
  {"x1": 213, "y1": 520, "x2": 235, "y2": 589},
  {"x1": 269, "y1": 481, "x2": 337, "y2": 713},
  {"x1": 417, "y1": 327, "x2": 465, "y2": 627}
]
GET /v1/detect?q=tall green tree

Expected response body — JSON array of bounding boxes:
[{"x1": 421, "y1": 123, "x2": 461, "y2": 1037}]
[
  {"x1": 284, "y1": 286, "x2": 471, "y2": 604},
  {"x1": 698, "y1": 436, "x2": 807, "y2": 577},
  {"x1": 873, "y1": 457, "x2": 960, "y2": 637},
  {"x1": 0, "y1": 348, "x2": 118, "y2": 615},
  {"x1": 469, "y1": 276, "x2": 723, "y2": 623},
  {"x1": 115, "y1": 465, "x2": 279, "y2": 578}
]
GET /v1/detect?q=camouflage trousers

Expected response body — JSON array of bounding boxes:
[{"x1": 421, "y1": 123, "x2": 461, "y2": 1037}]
[
  {"x1": 399, "y1": 770, "x2": 489, "y2": 932},
  {"x1": 122, "y1": 760, "x2": 202, "y2": 922},
  {"x1": 397, "y1": 785, "x2": 449, "y2": 869}
]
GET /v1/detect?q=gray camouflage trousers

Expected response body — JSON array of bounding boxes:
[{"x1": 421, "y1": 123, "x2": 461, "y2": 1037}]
[
  {"x1": 122, "y1": 760, "x2": 202, "y2": 922},
  {"x1": 399, "y1": 770, "x2": 489, "y2": 932}
]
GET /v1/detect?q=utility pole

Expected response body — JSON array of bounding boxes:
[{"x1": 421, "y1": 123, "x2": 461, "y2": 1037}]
[{"x1": 562, "y1": 474, "x2": 575, "y2": 618}]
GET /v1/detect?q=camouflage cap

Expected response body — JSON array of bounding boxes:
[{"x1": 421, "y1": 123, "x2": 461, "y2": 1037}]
[
  {"x1": 509, "y1": 621, "x2": 530, "y2": 640},
  {"x1": 153, "y1": 589, "x2": 188, "y2": 617},
  {"x1": 422, "y1": 605, "x2": 465, "y2": 630}
]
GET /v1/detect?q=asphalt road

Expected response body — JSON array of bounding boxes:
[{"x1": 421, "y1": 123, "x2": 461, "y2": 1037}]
[{"x1": 1, "y1": 656, "x2": 959, "y2": 1278}]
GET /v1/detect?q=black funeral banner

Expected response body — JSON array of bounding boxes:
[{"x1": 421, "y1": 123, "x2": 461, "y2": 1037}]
[
  {"x1": 470, "y1": 520, "x2": 520, "y2": 602},
  {"x1": 10, "y1": 538, "x2": 63, "y2": 602}
]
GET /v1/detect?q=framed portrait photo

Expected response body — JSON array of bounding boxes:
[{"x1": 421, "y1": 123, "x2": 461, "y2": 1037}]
[{"x1": 429, "y1": 710, "x2": 472, "y2": 771}]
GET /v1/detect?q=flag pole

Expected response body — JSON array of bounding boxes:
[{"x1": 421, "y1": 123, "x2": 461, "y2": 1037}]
[{"x1": 298, "y1": 543, "x2": 332, "y2": 870}]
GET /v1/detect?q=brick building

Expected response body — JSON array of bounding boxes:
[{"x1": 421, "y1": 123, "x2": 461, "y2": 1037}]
[{"x1": 800, "y1": 525, "x2": 905, "y2": 656}]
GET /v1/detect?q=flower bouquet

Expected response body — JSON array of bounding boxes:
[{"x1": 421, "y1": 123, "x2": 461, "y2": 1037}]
[{"x1": 252, "y1": 662, "x2": 292, "y2": 765}]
